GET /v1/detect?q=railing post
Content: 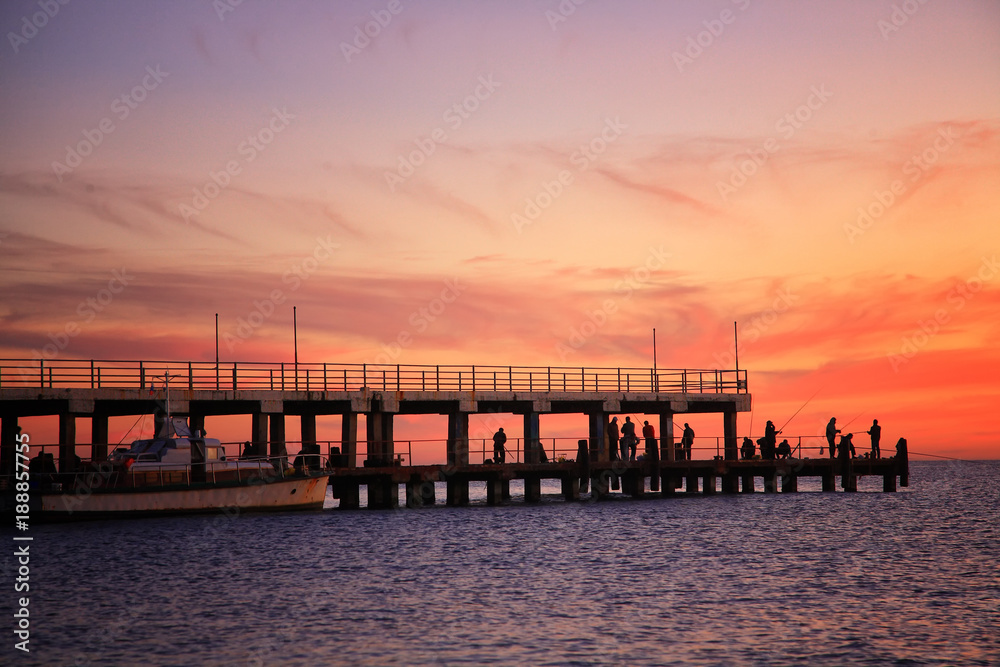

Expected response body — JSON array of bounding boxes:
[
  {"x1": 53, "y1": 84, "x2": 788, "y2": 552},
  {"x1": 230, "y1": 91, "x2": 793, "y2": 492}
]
[
  {"x1": 39, "y1": 359, "x2": 44, "y2": 387},
  {"x1": 508, "y1": 366, "x2": 512, "y2": 390},
  {"x1": 617, "y1": 368, "x2": 621, "y2": 392},
  {"x1": 139, "y1": 361, "x2": 144, "y2": 390},
  {"x1": 188, "y1": 362, "x2": 194, "y2": 390},
  {"x1": 90, "y1": 360, "x2": 95, "y2": 389},
  {"x1": 363, "y1": 363, "x2": 367, "y2": 388},
  {"x1": 232, "y1": 362, "x2": 237, "y2": 390},
  {"x1": 547, "y1": 367, "x2": 551, "y2": 391},
  {"x1": 472, "y1": 365, "x2": 475, "y2": 392},
  {"x1": 396, "y1": 364, "x2": 400, "y2": 391},
  {"x1": 323, "y1": 363, "x2": 327, "y2": 391},
  {"x1": 436, "y1": 365, "x2": 439, "y2": 390}
]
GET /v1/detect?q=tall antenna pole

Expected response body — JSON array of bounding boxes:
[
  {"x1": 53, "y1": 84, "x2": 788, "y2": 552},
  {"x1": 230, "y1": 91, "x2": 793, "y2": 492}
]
[
  {"x1": 652, "y1": 327, "x2": 657, "y2": 392},
  {"x1": 734, "y1": 320, "x2": 740, "y2": 392},
  {"x1": 215, "y1": 313, "x2": 219, "y2": 390},
  {"x1": 293, "y1": 305, "x2": 298, "y2": 390}
]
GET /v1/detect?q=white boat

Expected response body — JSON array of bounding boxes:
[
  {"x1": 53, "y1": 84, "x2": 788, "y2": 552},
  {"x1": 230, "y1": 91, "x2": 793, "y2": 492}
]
[{"x1": 21, "y1": 415, "x2": 329, "y2": 522}]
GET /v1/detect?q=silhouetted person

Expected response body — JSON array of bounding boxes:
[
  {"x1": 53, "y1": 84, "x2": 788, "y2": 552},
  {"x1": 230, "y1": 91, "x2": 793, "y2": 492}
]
[
  {"x1": 681, "y1": 423, "x2": 695, "y2": 461},
  {"x1": 622, "y1": 417, "x2": 637, "y2": 461},
  {"x1": 825, "y1": 418, "x2": 840, "y2": 458},
  {"x1": 741, "y1": 437, "x2": 755, "y2": 460},
  {"x1": 838, "y1": 433, "x2": 856, "y2": 459},
  {"x1": 642, "y1": 421, "x2": 656, "y2": 459},
  {"x1": 758, "y1": 435, "x2": 774, "y2": 460},
  {"x1": 241, "y1": 441, "x2": 253, "y2": 459},
  {"x1": 608, "y1": 417, "x2": 620, "y2": 461},
  {"x1": 777, "y1": 439, "x2": 791, "y2": 459},
  {"x1": 764, "y1": 420, "x2": 780, "y2": 454},
  {"x1": 492, "y1": 428, "x2": 507, "y2": 464},
  {"x1": 867, "y1": 419, "x2": 882, "y2": 459}
]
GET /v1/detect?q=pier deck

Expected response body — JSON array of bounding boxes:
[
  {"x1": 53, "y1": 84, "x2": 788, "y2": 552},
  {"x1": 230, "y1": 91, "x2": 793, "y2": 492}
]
[{"x1": 0, "y1": 359, "x2": 908, "y2": 507}]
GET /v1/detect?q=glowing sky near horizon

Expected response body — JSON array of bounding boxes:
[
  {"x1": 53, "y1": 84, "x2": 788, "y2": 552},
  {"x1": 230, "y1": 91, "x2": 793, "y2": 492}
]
[{"x1": 1, "y1": 0, "x2": 998, "y2": 458}]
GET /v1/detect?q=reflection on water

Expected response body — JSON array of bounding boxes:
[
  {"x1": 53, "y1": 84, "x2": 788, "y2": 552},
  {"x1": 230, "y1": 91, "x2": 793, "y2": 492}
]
[{"x1": 26, "y1": 461, "x2": 1000, "y2": 666}]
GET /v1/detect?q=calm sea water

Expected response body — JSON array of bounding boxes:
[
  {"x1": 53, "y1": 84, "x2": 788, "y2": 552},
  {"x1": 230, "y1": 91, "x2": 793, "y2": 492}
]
[{"x1": 12, "y1": 461, "x2": 1000, "y2": 666}]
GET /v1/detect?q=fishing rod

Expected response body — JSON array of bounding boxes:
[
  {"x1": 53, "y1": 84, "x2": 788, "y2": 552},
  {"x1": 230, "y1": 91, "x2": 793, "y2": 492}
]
[{"x1": 777, "y1": 387, "x2": 822, "y2": 433}]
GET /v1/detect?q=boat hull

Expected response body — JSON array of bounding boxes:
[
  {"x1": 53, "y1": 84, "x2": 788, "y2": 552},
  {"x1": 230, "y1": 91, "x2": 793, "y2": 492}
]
[{"x1": 32, "y1": 474, "x2": 329, "y2": 522}]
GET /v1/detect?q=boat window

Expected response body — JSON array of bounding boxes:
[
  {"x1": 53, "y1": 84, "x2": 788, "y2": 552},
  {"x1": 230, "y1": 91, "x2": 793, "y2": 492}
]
[{"x1": 207, "y1": 446, "x2": 221, "y2": 461}]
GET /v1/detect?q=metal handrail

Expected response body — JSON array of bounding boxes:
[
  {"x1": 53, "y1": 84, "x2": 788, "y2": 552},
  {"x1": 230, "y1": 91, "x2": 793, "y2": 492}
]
[{"x1": 0, "y1": 358, "x2": 747, "y2": 394}]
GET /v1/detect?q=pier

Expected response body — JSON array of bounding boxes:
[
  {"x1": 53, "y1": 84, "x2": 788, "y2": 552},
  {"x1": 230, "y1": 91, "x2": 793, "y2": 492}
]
[{"x1": 0, "y1": 359, "x2": 908, "y2": 508}]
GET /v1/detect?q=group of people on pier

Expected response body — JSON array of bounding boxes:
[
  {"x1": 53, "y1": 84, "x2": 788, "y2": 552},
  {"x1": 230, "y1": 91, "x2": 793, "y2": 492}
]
[
  {"x1": 606, "y1": 417, "x2": 694, "y2": 462},
  {"x1": 488, "y1": 415, "x2": 886, "y2": 464},
  {"x1": 825, "y1": 417, "x2": 882, "y2": 459}
]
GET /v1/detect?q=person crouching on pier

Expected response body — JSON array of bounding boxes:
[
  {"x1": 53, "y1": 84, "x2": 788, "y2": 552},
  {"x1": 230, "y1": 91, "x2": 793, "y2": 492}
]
[
  {"x1": 741, "y1": 437, "x2": 755, "y2": 459},
  {"x1": 777, "y1": 439, "x2": 792, "y2": 459}
]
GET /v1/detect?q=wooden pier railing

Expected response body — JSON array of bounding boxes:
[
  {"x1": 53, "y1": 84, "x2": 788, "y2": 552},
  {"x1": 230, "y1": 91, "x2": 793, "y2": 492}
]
[{"x1": 0, "y1": 359, "x2": 748, "y2": 394}]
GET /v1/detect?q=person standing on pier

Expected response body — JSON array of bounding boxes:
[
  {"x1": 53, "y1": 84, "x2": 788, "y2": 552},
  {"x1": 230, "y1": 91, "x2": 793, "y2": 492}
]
[
  {"x1": 642, "y1": 420, "x2": 656, "y2": 459},
  {"x1": 609, "y1": 416, "x2": 621, "y2": 461},
  {"x1": 493, "y1": 428, "x2": 507, "y2": 464},
  {"x1": 681, "y1": 423, "x2": 695, "y2": 460},
  {"x1": 825, "y1": 417, "x2": 840, "y2": 458},
  {"x1": 622, "y1": 417, "x2": 637, "y2": 461},
  {"x1": 764, "y1": 420, "x2": 780, "y2": 454},
  {"x1": 867, "y1": 419, "x2": 882, "y2": 459}
]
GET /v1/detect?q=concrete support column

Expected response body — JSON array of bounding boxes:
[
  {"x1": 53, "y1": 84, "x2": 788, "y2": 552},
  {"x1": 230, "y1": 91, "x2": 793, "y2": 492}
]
[
  {"x1": 781, "y1": 473, "x2": 798, "y2": 493},
  {"x1": 822, "y1": 467, "x2": 836, "y2": 492},
  {"x1": 703, "y1": 473, "x2": 717, "y2": 495},
  {"x1": 523, "y1": 412, "x2": 541, "y2": 503},
  {"x1": 764, "y1": 469, "x2": 779, "y2": 493},
  {"x1": 588, "y1": 412, "x2": 606, "y2": 462},
  {"x1": 341, "y1": 413, "x2": 358, "y2": 468},
  {"x1": 686, "y1": 472, "x2": 698, "y2": 493},
  {"x1": 301, "y1": 414, "x2": 317, "y2": 450},
  {"x1": 251, "y1": 413, "x2": 269, "y2": 457},
  {"x1": 269, "y1": 413, "x2": 286, "y2": 464},
  {"x1": 486, "y1": 476, "x2": 504, "y2": 505},
  {"x1": 660, "y1": 413, "x2": 674, "y2": 462},
  {"x1": 447, "y1": 412, "x2": 469, "y2": 506},
  {"x1": 90, "y1": 414, "x2": 109, "y2": 461},
  {"x1": 723, "y1": 409, "x2": 738, "y2": 461},
  {"x1": 0, "y1": 416, "x2": 19, "y2": 476},
  {"x1": 741, "y1": 473, "x2": 755, "y2": 493},
  {"x1": 59, "y1": 413, "x2": 78, "y2": 473}
]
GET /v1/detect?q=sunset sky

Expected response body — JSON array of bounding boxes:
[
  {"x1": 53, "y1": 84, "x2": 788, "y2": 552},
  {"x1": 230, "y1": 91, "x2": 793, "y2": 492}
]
[{"x1": 1, "y1": 0, "x2": 998, "y2": 459}]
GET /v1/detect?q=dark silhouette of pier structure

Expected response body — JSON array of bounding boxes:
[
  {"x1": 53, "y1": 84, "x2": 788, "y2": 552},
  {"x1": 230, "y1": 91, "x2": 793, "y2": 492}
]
[{"x1": 0, "y1": 359, "x2": 908, "y2": 508}]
